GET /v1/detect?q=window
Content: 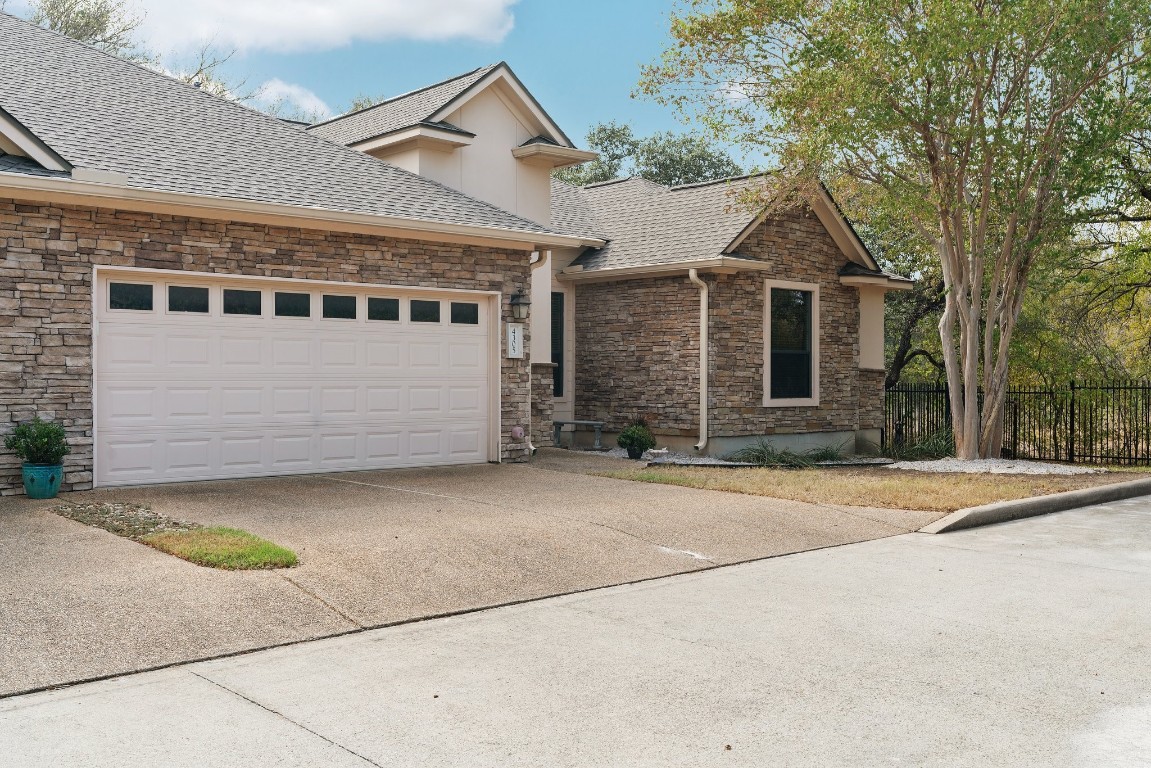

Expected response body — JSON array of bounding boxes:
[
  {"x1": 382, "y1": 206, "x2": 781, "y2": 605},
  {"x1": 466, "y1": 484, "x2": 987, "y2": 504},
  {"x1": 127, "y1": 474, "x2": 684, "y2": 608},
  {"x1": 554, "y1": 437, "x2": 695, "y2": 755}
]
[
  {"x1": 765, "y1": 282, "x2": 818, "y2": 405},
  {"x1": 223, "y1": 289, "x2": 262, "y2": 316},
  {"x1": 109, "y1": 282, "x2": 153, "y2": 311},
  {"x1": 275, "y1": 292, "x2": 311, "y2": 318},
  {"x1": 168, "y1": 286, "x2": 209, "y2": 314},
  {"x1": 368, "y1": 297, "x2": 399, "y2": 321},
  {"x1": 410, "y1": 299, "x2": 440, "y2": 323},
  {"x1": 551, "y1": 292, "x2": 565, "y2": 397},
  {"x1": 323, "y1": 294, "x2": 357, "y2": 320},
  {"x1": 450, "y1": 302, "x2": 479, "y2": 325}
]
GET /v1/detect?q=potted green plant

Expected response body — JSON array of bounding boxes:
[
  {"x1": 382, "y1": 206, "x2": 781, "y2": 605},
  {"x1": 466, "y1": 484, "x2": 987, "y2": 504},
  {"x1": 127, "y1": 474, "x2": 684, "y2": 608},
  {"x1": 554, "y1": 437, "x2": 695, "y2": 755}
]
[
  {"x1": 617, "y1": 420, "x2": 656, "y2": 460},
  {"x1": 4, "y1": 417, "x2": 70, "y2": 499}
]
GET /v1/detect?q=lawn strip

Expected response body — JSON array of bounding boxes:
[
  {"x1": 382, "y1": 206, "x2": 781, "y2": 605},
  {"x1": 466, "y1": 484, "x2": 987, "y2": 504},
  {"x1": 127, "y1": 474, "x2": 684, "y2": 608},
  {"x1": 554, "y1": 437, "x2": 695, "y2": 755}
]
[{"x1": 598, "y1": 466, "x2": 1151, "y2": 513}]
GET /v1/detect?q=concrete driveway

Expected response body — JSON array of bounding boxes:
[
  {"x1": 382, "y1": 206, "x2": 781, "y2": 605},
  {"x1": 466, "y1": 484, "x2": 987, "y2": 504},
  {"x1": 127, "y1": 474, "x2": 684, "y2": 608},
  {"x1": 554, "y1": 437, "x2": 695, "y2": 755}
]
[
  {"x1": 2, "y1": 496, "x2": 1148, "y2": 766},
  {"x1": 0, "y1": 452, "x2": 936, "y2": 696}
]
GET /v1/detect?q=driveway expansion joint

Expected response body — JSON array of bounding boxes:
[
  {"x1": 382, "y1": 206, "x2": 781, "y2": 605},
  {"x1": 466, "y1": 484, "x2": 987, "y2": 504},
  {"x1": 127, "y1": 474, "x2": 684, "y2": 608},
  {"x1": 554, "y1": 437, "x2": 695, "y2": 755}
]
[
  {"x1": 190, "y1": 671, "x2": 384, "y2": 767},
  {"x1": 281, "y1": 575, "x2": 363, "y2": 629}
]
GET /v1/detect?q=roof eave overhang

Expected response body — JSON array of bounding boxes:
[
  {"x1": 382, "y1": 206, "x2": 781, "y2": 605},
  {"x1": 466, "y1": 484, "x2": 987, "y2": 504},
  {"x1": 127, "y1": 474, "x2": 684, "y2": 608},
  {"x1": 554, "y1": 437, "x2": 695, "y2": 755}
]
[
  {"x1": 0, "y1": 173, "x2": 590, "y2": 252},
  {"x1": 557, "y1": 256, "x2": 773, "y2": 283},
  {"x1": 350, "y1": 124, "x2": 475, "y2": 154},
  {"x1": 512, "y1": 144, "x2": 598, "y2": 169},
  {"x1": 839, "y1": 274, "x2": 915, "y2": 291}
]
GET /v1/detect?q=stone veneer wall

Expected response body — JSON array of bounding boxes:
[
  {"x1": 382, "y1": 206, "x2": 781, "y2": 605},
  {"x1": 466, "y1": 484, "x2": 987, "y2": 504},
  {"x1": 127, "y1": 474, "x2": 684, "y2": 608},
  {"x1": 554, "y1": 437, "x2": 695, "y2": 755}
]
[
  {"x1": 0, "y1": 198, "x2": 533, "y2": 495},
  {"x1": 709, "y1": 210, "x2": 861, "y2": 438},
  {"x1": 573, "y1": 210, "x2": 885, "y2": 445},
  {"x1": 574, "y1": 275, "x2": 699, "y2": 436},
  {"x1": 530, "y1": 363, "x2": 555, "y2": 448}
]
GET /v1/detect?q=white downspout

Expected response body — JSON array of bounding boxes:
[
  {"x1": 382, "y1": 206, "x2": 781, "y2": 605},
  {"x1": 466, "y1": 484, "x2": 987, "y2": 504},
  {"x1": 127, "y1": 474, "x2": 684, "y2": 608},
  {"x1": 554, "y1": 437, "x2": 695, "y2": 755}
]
[
  {"x1": 688, "y1": 269, "x2": 709, "y2": 452},
  {"x1": 525, "y1": 250, "x2": 551, "y2": 456}
]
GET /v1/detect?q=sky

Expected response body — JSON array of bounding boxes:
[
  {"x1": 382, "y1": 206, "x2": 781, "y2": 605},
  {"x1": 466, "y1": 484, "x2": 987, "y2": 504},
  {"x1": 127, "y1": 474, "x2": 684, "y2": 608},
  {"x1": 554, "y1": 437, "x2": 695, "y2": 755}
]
[{"x1": 9, "y1": 0, "x2": 701, "y2": 147}]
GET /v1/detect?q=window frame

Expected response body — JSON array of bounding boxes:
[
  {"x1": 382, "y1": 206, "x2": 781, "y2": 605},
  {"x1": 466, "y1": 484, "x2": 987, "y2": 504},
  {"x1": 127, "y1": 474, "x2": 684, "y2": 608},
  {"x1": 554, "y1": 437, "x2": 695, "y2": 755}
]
[{"x1": 763, "y1": 279, "x2": 820, "y2": 407}]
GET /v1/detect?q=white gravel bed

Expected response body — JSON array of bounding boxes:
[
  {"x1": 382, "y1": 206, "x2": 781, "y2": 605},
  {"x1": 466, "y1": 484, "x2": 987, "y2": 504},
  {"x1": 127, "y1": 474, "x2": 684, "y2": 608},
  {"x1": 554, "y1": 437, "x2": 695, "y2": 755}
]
[
  {"x1": 604, "y1": 447, "x2": 747, "y2": 465},
  {"x1": 886, "y1": 458, "x2": 1103, "y2": 475}
]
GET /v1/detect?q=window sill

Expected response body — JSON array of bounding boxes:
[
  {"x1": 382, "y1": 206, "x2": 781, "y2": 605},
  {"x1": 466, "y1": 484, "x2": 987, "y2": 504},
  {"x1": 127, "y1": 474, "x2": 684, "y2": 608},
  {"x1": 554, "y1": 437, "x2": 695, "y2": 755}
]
[{"x1": 763, "y1": 398, "x2": 820, "y2": 408}]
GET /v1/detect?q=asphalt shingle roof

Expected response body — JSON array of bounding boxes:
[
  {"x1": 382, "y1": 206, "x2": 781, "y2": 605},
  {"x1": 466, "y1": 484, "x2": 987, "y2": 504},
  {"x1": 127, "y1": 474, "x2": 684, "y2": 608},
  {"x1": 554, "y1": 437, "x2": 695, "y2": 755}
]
[
  {"x1": 562, "y1": 175, "x2": 771, "y2": 271},
  {"x1": 307, "y1": 65, "x2": 498, "y2": 146},
  {"x1": 0, "y1": 17, "x2": 557, "y2": 237}
]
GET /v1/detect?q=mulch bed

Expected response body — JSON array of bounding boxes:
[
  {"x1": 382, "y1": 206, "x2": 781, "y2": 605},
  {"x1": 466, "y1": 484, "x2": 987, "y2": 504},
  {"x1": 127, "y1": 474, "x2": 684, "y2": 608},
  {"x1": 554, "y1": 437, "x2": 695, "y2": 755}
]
[{"x1": 53, "y1": 502, "x2": 200, "y2": 540}]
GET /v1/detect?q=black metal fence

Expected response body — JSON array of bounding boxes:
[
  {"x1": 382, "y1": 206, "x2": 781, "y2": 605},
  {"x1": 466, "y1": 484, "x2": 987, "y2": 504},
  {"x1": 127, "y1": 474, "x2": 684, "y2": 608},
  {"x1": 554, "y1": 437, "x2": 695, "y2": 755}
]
[{"x1": 885, "y1": 381, "x2": 1151, "y2": 465}]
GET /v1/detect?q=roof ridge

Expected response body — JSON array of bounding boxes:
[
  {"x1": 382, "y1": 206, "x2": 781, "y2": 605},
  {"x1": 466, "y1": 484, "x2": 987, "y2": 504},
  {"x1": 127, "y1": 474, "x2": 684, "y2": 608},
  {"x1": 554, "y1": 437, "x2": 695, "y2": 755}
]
[
  {"x1": 308, "y1": 63, "x2": 501, "y2": 130},
  {"x1": 669, "y1": 171, "x2": 772, "y2": 191},
  {"x1": 581, "y1": 176, "x2": 669, "y2": 191}
]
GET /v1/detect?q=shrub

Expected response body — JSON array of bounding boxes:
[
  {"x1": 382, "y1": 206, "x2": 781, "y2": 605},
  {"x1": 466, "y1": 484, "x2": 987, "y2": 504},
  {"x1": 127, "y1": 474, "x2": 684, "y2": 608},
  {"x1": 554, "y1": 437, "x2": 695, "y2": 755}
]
[
  {"x1": 4, "y1": 417, "x2": 71, "y2": 465},
  {"x1": 727, "y1": 439, "x2": 845, "y2": 469},
  {"x1": 617, "y1": 420, "x2": 657, "y2": 453},
  {"x1": 887, "y1": 428, "x2": 955, "y2": 461}
]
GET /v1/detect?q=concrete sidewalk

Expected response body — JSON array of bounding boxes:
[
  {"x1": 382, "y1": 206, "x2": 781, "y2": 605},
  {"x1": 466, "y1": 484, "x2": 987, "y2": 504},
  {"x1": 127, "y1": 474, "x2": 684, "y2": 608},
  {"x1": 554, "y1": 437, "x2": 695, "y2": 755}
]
[
  {"x1": 0, "y1": 459, "x2": 934, "y2": 696},
  {"x1": 3, "y1": 497, "x2": 1148, "y2": 767}
]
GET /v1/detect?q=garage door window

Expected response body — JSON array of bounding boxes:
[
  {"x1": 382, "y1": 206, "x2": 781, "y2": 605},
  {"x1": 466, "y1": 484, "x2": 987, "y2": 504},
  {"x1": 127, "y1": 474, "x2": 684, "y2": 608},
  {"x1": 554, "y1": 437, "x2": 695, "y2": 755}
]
[
  {"x1": 275, "y1": 292, "x2": 310, "y2": 318},
  {"x1": 368, "y1": 297, "x2": 399, "y2": 321},
  {"x1": 323, "y1": 294, "x2": 357, "y2": 320},
  {"x1": 411, "y1": 299, "x2": 441, "y2": 323},
  {"x1": 450, "y1": 302, "x2": 479, "y2": 325},
  {"x1": 168, "y1": 286, "x2": 209, "y2": 314},
  {"x1": 223, "y1": 289, "x2": 262, "y2": 316},
  {"x1": 109, "y1": 282, "x2": 153, "y2": 311}
]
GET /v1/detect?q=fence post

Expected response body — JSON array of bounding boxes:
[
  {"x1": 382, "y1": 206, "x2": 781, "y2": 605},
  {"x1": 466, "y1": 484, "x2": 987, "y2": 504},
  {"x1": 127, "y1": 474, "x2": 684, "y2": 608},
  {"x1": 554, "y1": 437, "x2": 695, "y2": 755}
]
[{"x1": 1069, "y1": 380, "x2": 1076, "y2": 463}]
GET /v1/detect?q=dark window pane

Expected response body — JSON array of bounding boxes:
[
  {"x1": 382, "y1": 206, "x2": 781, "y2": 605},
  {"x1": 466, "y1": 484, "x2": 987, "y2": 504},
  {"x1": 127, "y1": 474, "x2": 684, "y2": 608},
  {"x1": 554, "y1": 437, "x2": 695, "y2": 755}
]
[
  {"x1": 368, "y1": 297, "x2": 399, "y2": 321},
  {"x1": 770, "y1": 288, "x2": 812, "y2": 399},
  {"x1": 109, "y1": 282, "x2": 153, "y2": 311},
  {"x1": 223, "y1": 289, "x2": 262, "y2": 316},
  {"x1": 168, "y1": 285, "x2": 209, "y2": 313},
  {"x1": 410, "y1": 299, "x2": 440, "y2": 323},
  {"x1": 323, "y1": 295, "x2": 357, "y2": 319},
  {"x1": 450, "y1": 302, "x2": 479, "y2": 325},
  {"x1": 275, "y1": 292, "x2": 311, "y2": 318},
  {"x1": 551, "y1": 292, "x2": 565, "y2": 397}
]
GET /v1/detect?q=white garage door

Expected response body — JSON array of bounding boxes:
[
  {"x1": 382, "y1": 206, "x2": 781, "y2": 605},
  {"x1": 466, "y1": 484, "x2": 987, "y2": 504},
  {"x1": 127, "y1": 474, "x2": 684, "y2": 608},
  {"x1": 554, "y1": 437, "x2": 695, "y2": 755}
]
[{"x1": 94, "y1": 271, "x2": 495, "y2": 487}]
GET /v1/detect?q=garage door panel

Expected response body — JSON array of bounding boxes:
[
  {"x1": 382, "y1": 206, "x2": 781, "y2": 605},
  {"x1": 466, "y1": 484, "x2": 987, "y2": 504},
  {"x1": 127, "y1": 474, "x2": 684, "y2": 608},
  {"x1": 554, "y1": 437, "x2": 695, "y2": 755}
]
[{"x1": 96, "y1": 275, "x2": 493, "y2": 486}]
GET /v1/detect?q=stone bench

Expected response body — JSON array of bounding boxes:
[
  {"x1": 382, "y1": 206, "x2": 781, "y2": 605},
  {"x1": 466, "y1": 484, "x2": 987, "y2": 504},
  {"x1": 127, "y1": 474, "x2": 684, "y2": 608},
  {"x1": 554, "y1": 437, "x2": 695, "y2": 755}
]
[{"x1": 553, "y1": 420, "x2": 606, "y2": 450}]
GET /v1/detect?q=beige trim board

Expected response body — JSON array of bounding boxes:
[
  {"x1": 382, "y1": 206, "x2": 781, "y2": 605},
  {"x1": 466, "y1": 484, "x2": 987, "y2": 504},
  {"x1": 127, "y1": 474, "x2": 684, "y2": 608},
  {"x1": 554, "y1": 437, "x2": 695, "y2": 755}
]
[
  {"x1": 512, "y1": 144, "x2": 598, "y2": 169},
  {"x1": 0, "y1": 107, "x2": 71, "y2": 172},
  {"x1": 557, "y1": 256, "x2": 774, "y2": 283},
  {"x1": 0, "y1": 174, "x2": 597, "y2": 251},
  {"x1": 840, "y1": 274, "x2": 915, "y2": 291}
]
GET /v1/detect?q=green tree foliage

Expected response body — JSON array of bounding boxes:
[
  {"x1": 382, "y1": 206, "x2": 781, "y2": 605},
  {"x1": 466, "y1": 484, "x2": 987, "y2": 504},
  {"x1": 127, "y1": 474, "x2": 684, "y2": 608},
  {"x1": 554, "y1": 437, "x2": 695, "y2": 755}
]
[
  {"x1": 555, "y1": 121, "x2": 743, "y2": 187},
  {"x1": 640, "y1": 0, "x2": 1151, "y2": 459}
]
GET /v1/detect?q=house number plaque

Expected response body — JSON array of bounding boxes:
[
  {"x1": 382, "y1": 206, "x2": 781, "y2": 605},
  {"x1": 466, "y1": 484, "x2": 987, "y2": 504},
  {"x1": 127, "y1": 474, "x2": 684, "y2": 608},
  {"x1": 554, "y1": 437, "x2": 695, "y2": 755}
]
[{"x1": 506, "y1": 323, "x2": 525, "y2": 359}]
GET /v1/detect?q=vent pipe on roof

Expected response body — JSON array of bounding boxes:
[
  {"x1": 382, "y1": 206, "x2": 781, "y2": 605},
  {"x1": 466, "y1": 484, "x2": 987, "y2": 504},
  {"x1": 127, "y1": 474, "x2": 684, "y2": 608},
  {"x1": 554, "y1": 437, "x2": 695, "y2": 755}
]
[{"x1": 688, "y1": 269, "x2": 709, "y2": 453}]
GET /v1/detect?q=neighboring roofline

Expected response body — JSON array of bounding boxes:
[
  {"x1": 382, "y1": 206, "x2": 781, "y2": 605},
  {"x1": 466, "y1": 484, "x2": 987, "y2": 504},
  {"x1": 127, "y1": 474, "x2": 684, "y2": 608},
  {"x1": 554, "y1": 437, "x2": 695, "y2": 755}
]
[
  {"x1": 0, "y1": 105, "x2": 72, "y2": 172},
  {"x1": 429, "y1": 63, "x2": 575, "y2": 148},
  {"x1": 0, "y1": 172, "x2": 604, "y2": 251},
  {"x1": 306, "y1": 65, "x2": 494, "y2": 132},
  {"x1": 670, "y1": 171, "x2": 772, "y2": 191},
  {"x1": 557, "y1": 256, "x2": 776, "y2": 283}
]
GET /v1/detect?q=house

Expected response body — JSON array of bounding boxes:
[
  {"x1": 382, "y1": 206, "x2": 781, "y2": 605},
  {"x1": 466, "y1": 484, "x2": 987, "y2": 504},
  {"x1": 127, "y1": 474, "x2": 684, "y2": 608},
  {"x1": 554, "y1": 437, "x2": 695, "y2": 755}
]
[{"x1": 0, "y1": 13, "x2": 908, "y2": 494}]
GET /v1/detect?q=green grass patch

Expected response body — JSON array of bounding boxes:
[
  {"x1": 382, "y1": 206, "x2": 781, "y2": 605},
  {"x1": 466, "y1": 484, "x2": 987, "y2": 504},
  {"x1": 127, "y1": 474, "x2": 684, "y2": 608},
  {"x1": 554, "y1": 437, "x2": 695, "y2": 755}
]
[{"x1": 142, "y1": 526, "x2": 298, "y2": 570}]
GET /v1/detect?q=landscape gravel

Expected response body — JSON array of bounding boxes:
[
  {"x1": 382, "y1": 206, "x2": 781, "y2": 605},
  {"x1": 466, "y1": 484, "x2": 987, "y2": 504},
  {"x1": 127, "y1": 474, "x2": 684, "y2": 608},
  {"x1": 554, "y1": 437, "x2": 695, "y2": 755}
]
[
  {"x1": 53, "y1": 501, "x2": 201, "y2": 539},
  {"x1": 886, "y1": 458, "x2": 1103, "y2": 475},
  {"x1": 602, "y1": 447, "x2": 751, "y2": 466}
]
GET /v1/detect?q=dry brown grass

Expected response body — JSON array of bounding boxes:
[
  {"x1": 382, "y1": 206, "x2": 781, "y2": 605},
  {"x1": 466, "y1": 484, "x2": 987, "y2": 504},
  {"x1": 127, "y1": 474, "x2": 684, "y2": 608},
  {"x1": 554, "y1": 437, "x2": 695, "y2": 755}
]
[{"x1": 600, "y1": 466, "x2": 1151, "y2": 512}]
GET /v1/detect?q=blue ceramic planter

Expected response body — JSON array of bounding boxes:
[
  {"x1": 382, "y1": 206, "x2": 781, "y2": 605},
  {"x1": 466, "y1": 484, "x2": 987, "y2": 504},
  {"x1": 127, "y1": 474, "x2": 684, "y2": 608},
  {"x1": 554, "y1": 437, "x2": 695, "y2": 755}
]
[{"x1": 22, "y1": 464, "x2": 63, "y2": 499}]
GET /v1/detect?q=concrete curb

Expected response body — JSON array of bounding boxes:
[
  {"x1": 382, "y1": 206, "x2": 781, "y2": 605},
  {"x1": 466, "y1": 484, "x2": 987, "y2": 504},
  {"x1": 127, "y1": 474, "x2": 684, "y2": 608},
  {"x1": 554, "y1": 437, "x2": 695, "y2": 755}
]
[{"x1": 919, "y1": 477, "x2": 1151, "y2": 534}]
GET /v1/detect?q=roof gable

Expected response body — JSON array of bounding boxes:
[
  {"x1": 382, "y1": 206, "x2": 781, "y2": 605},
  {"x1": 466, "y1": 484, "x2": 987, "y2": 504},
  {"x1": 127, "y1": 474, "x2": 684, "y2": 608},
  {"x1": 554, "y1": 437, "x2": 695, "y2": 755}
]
[
  {"x1": 308, "y1": 62, "x2": 573, "y2": 149},
  {"x1": 0, "y1": 14, "x2": 567, "y2": 241},
  {"x1": 560, "y1": 175, "x2": 881, "y2": 274}
]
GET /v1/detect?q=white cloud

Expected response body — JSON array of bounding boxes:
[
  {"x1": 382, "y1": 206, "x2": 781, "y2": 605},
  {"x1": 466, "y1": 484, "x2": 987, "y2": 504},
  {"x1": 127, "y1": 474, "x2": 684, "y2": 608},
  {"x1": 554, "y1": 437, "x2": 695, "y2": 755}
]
[
  {"x1": 134, "y1": 0, "x2": 519, "y2": 55},
  {"x1": 254, "y1": 78, "x2": 333, "y2": 120}
]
